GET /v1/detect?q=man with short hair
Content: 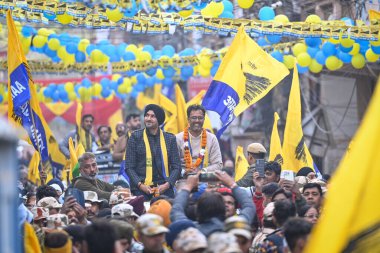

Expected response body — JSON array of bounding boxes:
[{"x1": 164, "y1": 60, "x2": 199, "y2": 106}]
[
  {"x1": 302, "y1": 183, "x2": 323, "y2": 208},
  {"x1": 263, "y1": 161, "x2": 281, "y2": 185},
  {"x1": 125, "y1": 104, "x2": 181, "y2": 200},
  {"x1": 176, "y1": 104, "x2": 222, "y2": 175},
  {"x1": 113, "y1": 113, "x2": 142, "y2": 162},
  {"x1": 236, "y1": 143, "x2": 267, "y2": 187},
  {"x1": 283, "y1": 217, "x2": 312, "y2": 253},
  {"x1": 59, "y1": 114, "x2": 97, "y2": 159},
  {"x1": 136, "y1": 213, "x2": 170, "y2": 253},
  {"x1": 96, "y1": 125, "x2": 115, "y2": 152},
  {"x1": 115, "y1": 123, "x2": 127, "y2": 137},
  {"x1": 72, "y1": 152, "x2": 116, "y2": 200},
  {"x1": 84, "y1": 221, "x2": 119, "y2": 253},
  {"x1": 83, "y1": 191, "x2": 104, "y2": 220}
]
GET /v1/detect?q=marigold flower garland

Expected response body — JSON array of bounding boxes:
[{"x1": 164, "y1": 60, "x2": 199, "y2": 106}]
[{"x1": 183, "y1": 127, "x2": 207, "y2": 172}]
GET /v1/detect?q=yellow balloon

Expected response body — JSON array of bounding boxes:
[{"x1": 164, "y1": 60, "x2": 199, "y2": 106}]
[
  {"x1": 156, "y1": 69, "x2": 165, "y2": 80},
  {"x1": 137, "y1": 51, "x2": 152, "y2": 61},
  {"x1": 48, "y1": 38, "x2": 60, "y2": 50},
  {"x1": 64, "y1": 82, "x2": 74, "y2": 92},
  {"x1": 365, "y1": 49, "x2": 379, "y2": 63},
  {"x1": 199, "y1": 55, "x2": 213, "y2": 69},
  {"x1": 199, "y1": 66, "x2": 211, "y2": 77},
  {"x1": 106, "y1": 7, "x2": 124, "y2": 23},
  {"x1": 297, "y1": 52, "x2": 311, "y2": 67},
  {"x1": 283, "y1": 55, "x2": 295, "y2": 69},
  {"x1": 63, "y1": 54, "x2": 75, "y2": 64},
  {"x1": 33, "y1": 35, "x2": 47, "y2": 48},
  {"x1": 126, "y1": 44, "x2": 138, "y2": 54},
  {"x1": 305, "y1": 14, "x2": 321, "y2": 23},
  {"x1": 309, "y1": 59, "x2": 323, "y2": 73},
  {"x1": 78, "y1": 39, "x2": 90, "y2": 52},
  {"x1": 68, "y1": 92, "x2": 77, "y2": 101},
  {"x1": 105, "y1": 94, "x2": 114, "y2": 101},
  {"x1": 274, "y1": 14, "x2": 289, "y2": 23},
  {"x1": 178, "y1": 7, "x2": 194, "y2": 18},
  {"x1": 237, "y1": 0, "x2": 255, "y2": 9},
  {"x1": 93, "y1": 83, "x2": 102, "y2": 96},
  {"x1": 351, "y1": 54, "x2": 365, "y2": 69},
  {"x1": 292, "y1": 43, "x2": 307, "y2": 56},
  {"x1": 78, "y1": 87, "x2": 86, "y2": 98},
  {"x1": 118, "y1": 84, "x2": 128, "y2": 94},
  {"x1": 90, "y1": 49, "x2": 103, "y2": 63},
  {"x1": 329, "y1": 37, "x2": 340, "y2": 44},
  {"x1": 325, "y1": 56, "x2": 340, "y2": 71},
  {"x1": 123, "y1": 78, "x2": 132, "y2": 87},
  {"x1": 370, "y1": 40, "x2": 380, "y2": 46},
  {"x1": 349, "y1": 43, "x2": 360, "y2": 55},
  {"x1": 130, "y1": 76, "x2": 137, "y2": 84},
  {"x1": 57, "y1": 12, "x2": 73, "y2": 25},
  {"x1": 340, "y1": 38, "x2": 354, "y2": 48},
  {"x1": 57, "y1": 46, "x2": 67, "y2": 59}
]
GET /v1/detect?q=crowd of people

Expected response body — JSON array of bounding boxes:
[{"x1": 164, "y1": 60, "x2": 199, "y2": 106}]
[{"x1": 18, "y1": 104, "x2": 330, "y2": 253}]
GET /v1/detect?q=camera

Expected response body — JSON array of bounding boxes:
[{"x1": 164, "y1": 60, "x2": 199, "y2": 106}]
[{"x1": 199, "y1": 172, "x2": 219, "y2": 182}]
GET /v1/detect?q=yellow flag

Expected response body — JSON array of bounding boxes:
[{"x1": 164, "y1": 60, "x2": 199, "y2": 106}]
[
  {"x1": 66, "y1": 137, "x2": 78, "y2": 180},
  {"x1": 304, "y1": 78, "x2": 380, "y2": 253},
  {"x1": 76, "y1": 143, "x2": 85, "y2": 157},
  {"x1": 269, "y1": 112, "x2": 283, "y2": 164},
  {"x1": 234, "y1": 146, "x2": 249, "y2": 181},
  {"x1": 76, "y1": 101, "x2": 82, "y2": 130},
  {"x1": 369, "y1": 9, "x2": 380, "y2": 20},
  {"x1": 282, "y1": 64, "x2": 314, "y2": 172},
  {"x1": 108, "y1": 108, "x2": 123, "y2": 141},
  {"x1": 136, "y1": 92, "x2": 155, "y2": 111},
  {"x1": 175, "y1": 84, "x2": 187, "y2": 132},
  {"x1": 202, "y1": 26, "x2": 289, "y2": 137},
  {"x1": 159, "y1": 93, "x2": 178, "y2": 134},
  {"x1": 28, "y1": 151, "x2": 40, "y2": 185}
]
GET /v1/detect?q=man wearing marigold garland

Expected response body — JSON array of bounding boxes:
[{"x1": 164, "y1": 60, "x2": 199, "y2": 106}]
[
  {"x1": 125, "y1": 104, "x2": 181, "y2": 200},
  {"x1": 176, "y1": 104, "x2": 222, "y2": 176}
]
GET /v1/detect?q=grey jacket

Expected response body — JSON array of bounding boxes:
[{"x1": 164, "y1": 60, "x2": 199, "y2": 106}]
[
  {"x1": 170, "y1": 186, "x2": 256, "y2": 237},
  {"x1": 59, "y1": 129, "x2": 97, "y2": 159}
]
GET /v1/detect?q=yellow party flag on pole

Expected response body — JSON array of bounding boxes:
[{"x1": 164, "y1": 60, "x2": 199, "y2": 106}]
[
  {"x1": 28, "y1": 151, "x2": 41, "y2": 186},
  {"x1": 175, "y1": 84, "x2": 187, "y2": 132},
  {"x1": 187, "y1": 90, "x2": 206, "y2": 107},
  {"x1": 202, "y1": 26, "x2": 289, "y2": 137},
  {"x1": 159, "y1": 93, "x2": 178, "y2": 134},
  {"x1": 269, "y1": 112, "x2": 283, "y2": 164},
  {"x1": 234, "y1": 146, "x2": 249, "y2": 181},
  {"x1": 108, "y1": 108, "x2": 123, "y2": 141},
  {"x1": 304, "y1": 78, "x2": 380, "y2": 253},
  {"x1": 282, "y1": 64, "x2": 314, "y2": 172}
]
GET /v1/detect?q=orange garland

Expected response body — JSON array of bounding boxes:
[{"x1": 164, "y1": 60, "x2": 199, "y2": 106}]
[{"x1": 183, "y1": 127, "x2": 207, "y2": 172}]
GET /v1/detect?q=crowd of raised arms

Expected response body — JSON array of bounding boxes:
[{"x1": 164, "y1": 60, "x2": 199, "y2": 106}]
[{"x1": 18, "y1": 104, "x2": 329, "y2": 253}]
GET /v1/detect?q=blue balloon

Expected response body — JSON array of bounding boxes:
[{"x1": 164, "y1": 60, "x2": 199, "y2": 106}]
[
  {"x1": 58, "y1": 33, "x2": 70, "y2": 46},
  {"x1": 180, "y1": 73, "x2": 190, "y2": 81},
  {"x1": 74, "y1": 84, "x2": 81, "y2": 95},
  {"x1": 130, "y1": 90, "x2": 139, "y2": 98},
  {"x1": 270, "y1": 51, "x2": 283, "y2": 62},
  {"x1": 0, "y1": 95, "x2": 3, "y2": 103},
  {"x1": 222, "y1": 0, "x2": 233, "y2": 12},
  {"x1": 153, "y1": 50, "x2": 162, "y2": 59},
  {"x1": 210, "y1": 65, "x2": 219, "y2": 76},
  {"x1": 110, "y1": 81, "x2": 119, "y2": 91},
  {"x1": 109, "y1": 54, "x2": 121, "y2": 62},
  {"x1": 163, "y1": 67, "x2": 176, "y2": 78},
  {"x1": 307, "y1": 47, "x2": 319, "y2": 58},
  {"x1": 66, "y1": 42, "x2": 78, "y2": 54},
  {"x1": 338, "y1": 51, "x2": 352, "y2": 63},
  {"x1": 82, "y1": 78, "x2": 92, "y2": 88},
  {"x1": 98, "y1": 40, "x2": 110, "y2": 46},
  {"x1": 143, "y1": 45, "x2": 155, "y2": 55},
  {"x1": 43, "y1": 12, "x2": 56, "y2": 21},
  {"x1": 101, "y1": 89, "x2": 111, "y2": 98},
  {"x1": 266, "y1": 35, "x2": 282, "y2": 44},
  {"x1": 259, "y1": 7, "x2": 275, "y2": 21},
  {"x1": 322, "y1": 42, "x2": 337, "y2": 57},
  {"x1": 52, "y1": 56, "x2": 61, "y2": 63},
  {"x1": 117, "y1": 43, "x2": 127, "y2": 57},
  {"x1": 305, "y1": 37, "x2": 322, "y2": 47},
  {"x1": 356, "y1": 39, "x2": 369, "y2": 55},
  {"x1": 86, "y1": 44, "x2": 97, "y2": 55},
  {"x1": 219, "y1": 11, "x2": 234, "y2": 18},
  {"x1": 100, "y1": 78, "x2": 110, "y2": 87},
  {"x1": 146, "y1": 77, "x2": 156, "y2": 87},
  {"x1": 124, "y1": 0, "x2": 137, "y2": 17},
  {"x1": 371, "y1": 45, "x2": 380, "y2": 54},
  {"x1": 193, "y1": 1, "x2": 207, "y2": 10},
  {"x1": 339, "y1": 44, "x2": 353, "y2": 53},
  {"x1": 162, "y1": 45, "x2": 176, "y2": 57},
  {"x1": 181, "y1": 66, "x2": 194, "y2": 77},
  {"x1": 297, "y1": 64, "x2": 309, "y2": 74},
  {"x1": 43, "y1": 87, "x2": 52, "y2": 98},
  {"x1": 162, "y1": 78, "x2": 173, "y2": 87},
  {"x1": 21, "y1": 26, "x2": 34, "y2": 37},
  {"x1": 136, "y1": 73, "x2": 147, "y2": 84},
  {"x1": 315, "y1": 51, "x2": 327, "y2": 65},
  {"x1": 59, "y1": 90, "x2": 68, "y2": 101},
  {"x1": 341, "y1": 17, "x2": 354, "y2": 26},
  {"x1": 117, "y1": 77, "x2": 124, "y2": 85},
  {"x1": 134, "y1": 83, "x2": 145, "y2": 92},
  {"x1": 75, "y1": 51, "x2": 86, "y2": 62},
  {"x1": 146, "y1": 67, "x2": 157, "y2": 76},
  {"x1": 44, "y1": 46, "x2": 57, "y2": 58},
  {"x1": 48, "y1": 34, "x2": 58, "y2": 40},
  {"x1": 126, "y1": 70, "x2": 136, "y2": 76},
  {"x1": 52, "y1": 90, "x2": 60, "y2": 101},
  {"x1": 123, "y1": 51, "x2": 136, "y2": 61},
  {"x1": 257, "y1": 37, "x2": 268, "y2": 47}
]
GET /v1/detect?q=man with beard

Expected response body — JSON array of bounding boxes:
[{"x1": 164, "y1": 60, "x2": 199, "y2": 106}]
[
  {"x1": 83, "y1": 191, "x2": 103, "y2": 221},
  {"x1": 125, "y1": 104, "x2": 181, "y2": 200},
  {"x1": 113, "y1": 113, "x2": 142, "y2": 162},
  {"x1": 59, "y1": 114, "x2": 97, "y2": 159},
  {"x1": 73, "y1": 152, "x2": 116, "y2": 200},
  {"x1": 176, "y1": 104, "x2": 222, "y2": 176},
  {"x1": 115, "y1": 123, "x2": 127, "y2": 137},
  {"x1": 96, "y1": 125, "x2": 116, "y2": 152}
]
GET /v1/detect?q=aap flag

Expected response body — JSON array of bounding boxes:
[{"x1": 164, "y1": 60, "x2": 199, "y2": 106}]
[
  {"x1": 7, "y1": 11, "x2": 50, "y2": 164},
  {"x1": 202, "y1": 26, "x2": 289, "y2": 137}
]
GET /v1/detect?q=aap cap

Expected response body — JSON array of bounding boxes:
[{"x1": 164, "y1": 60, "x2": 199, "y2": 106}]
[
  {"x1": 31, "y1": 207, "x2": 49, "y2": 221},
  {"x1": 37, "y1": 197, "x2": 62, "y2": 209},
  {"x1": 136, "y1": 213, "x2": 169, "y2": 236},
  {"x1": 247, "y1": 143, "x2": 267, "y2": 154},
  {"x1": 224, "y1": 216, "x2": 252, "y2": 240},
  {"x1": 112, "y1": 203, "x2": 139, "y2": 218},
  {"x1": 109, "y1": 189, "x2": 133, "y2": 205},
  {"x1": 174, "y1": 227, "x2": 207, "y2": 252},
  {"x1": 83, "y1": 191, "x2": 103, "y2": 203},
  {"x1": 46, "y1": 214, "x2": 69, "y2": 228}
]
